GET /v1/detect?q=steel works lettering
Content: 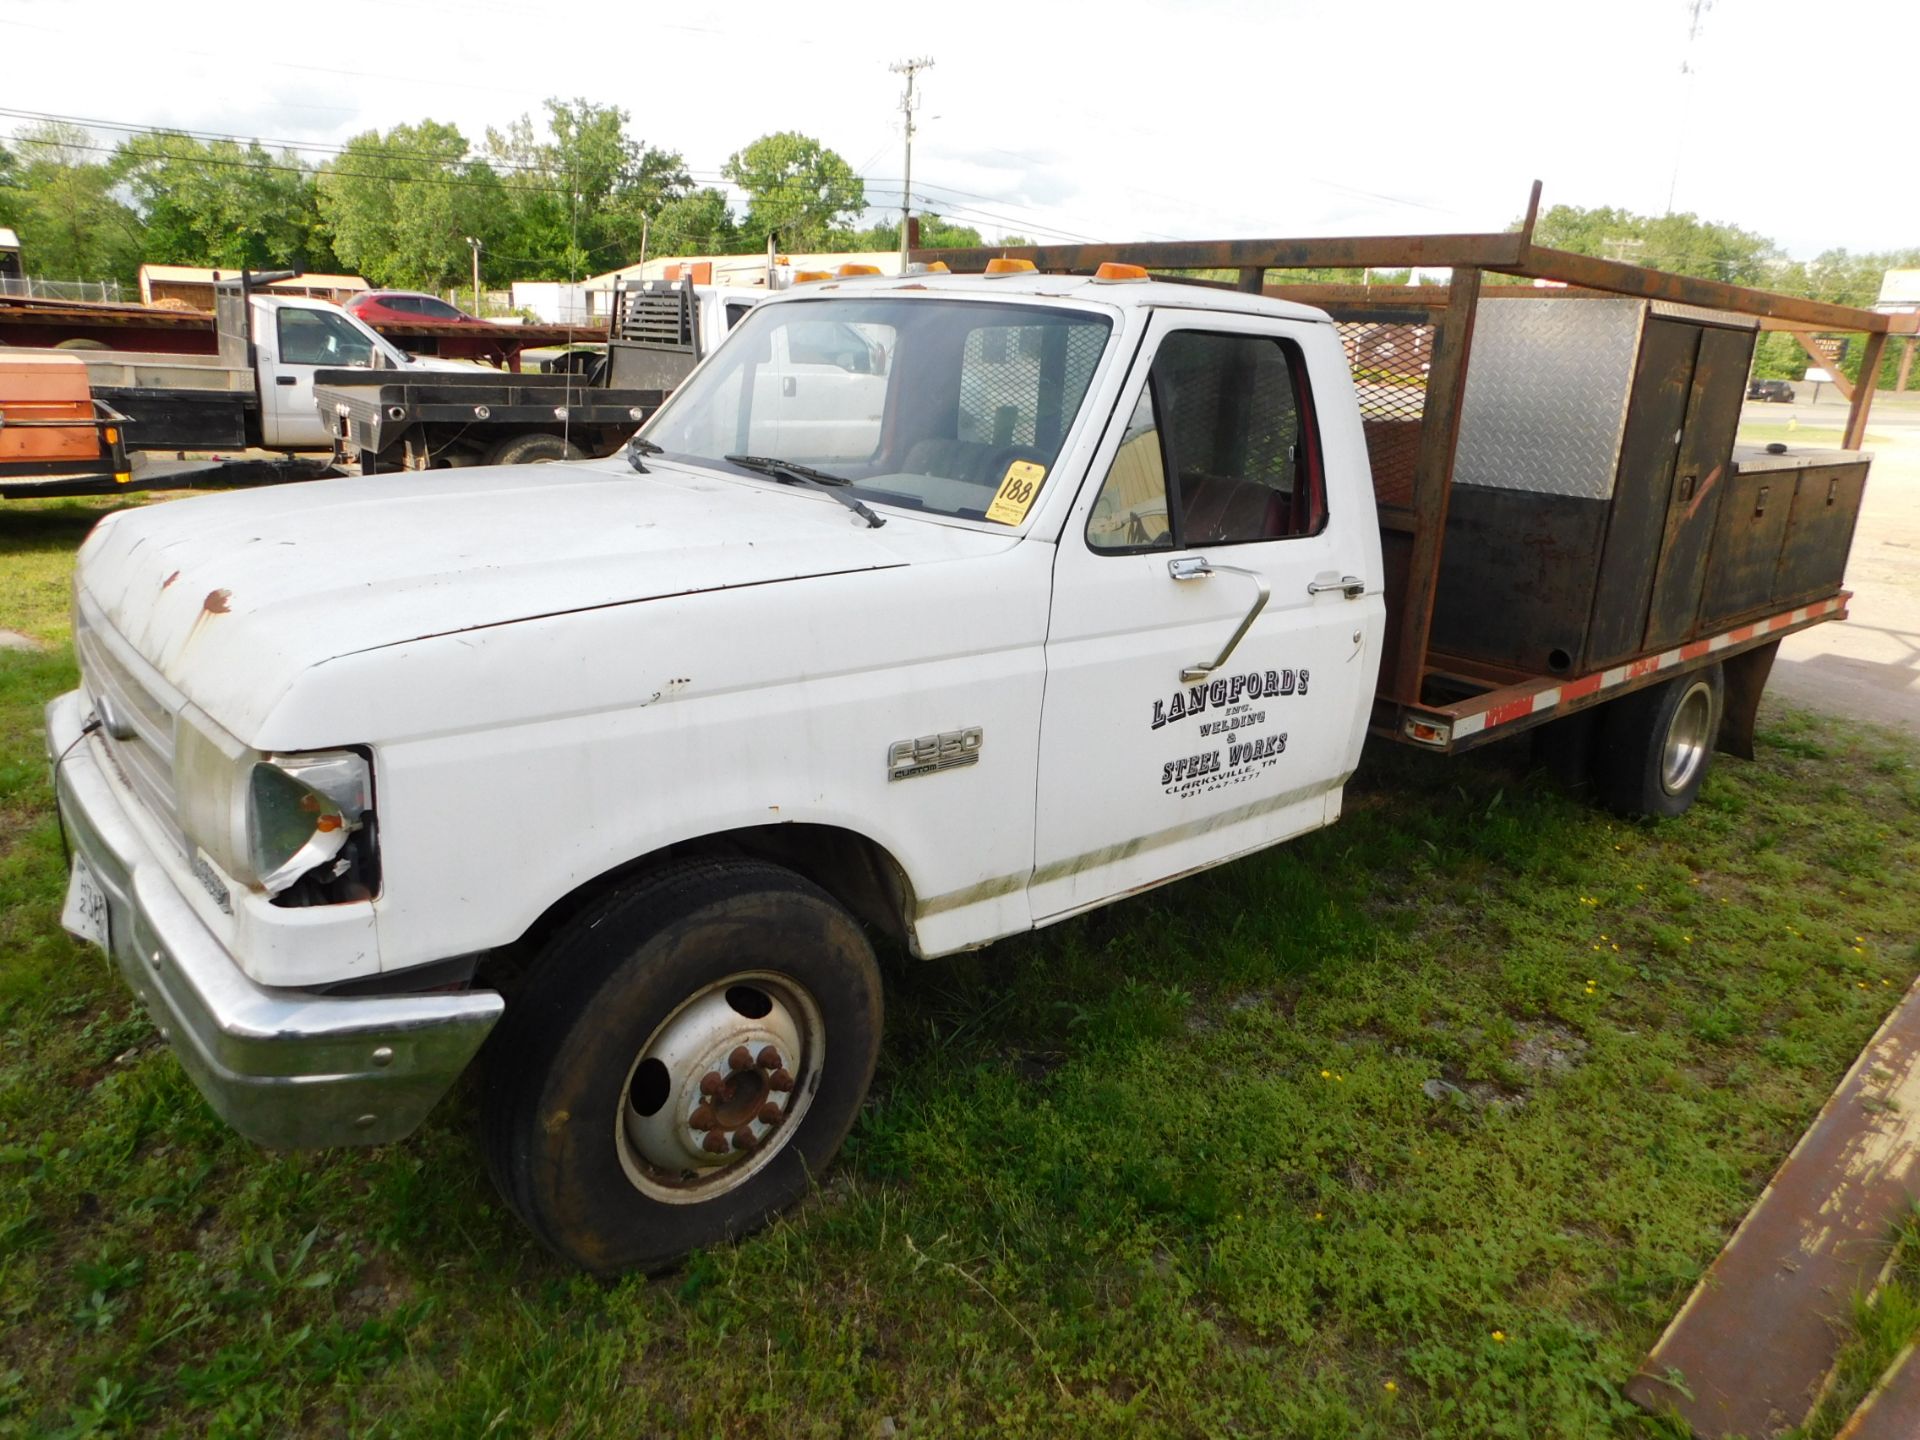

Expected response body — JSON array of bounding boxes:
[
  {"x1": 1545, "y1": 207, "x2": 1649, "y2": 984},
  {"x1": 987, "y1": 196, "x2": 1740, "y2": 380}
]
[{"x1": 1151, "y1": 669, "x2": 1309, "y2": 729}]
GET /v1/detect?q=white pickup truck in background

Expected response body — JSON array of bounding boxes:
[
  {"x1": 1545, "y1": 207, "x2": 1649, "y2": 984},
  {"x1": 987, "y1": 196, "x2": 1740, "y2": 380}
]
[{"x1": 46, "y1": 248, "x2": 1871, "y2": 1273}]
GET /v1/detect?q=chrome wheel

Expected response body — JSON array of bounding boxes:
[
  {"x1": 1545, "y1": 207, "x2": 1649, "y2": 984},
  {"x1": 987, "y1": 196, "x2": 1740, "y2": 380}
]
[
  {"x1": 614, "y1": 971, "x2": 823, "y2": 1204},
  {"x1": 1660, "y1": 680, "x2": 1714, "y2": 795}
]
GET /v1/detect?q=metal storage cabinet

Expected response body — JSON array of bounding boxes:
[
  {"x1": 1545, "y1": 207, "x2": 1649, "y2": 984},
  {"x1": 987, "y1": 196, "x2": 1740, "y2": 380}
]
[
  {"x1": 1428, "y1": 298, "x2": 1758, "y2": 676},
  {"x1": 1709, "y1": 449, "x2": 1870, "y2": 615}
]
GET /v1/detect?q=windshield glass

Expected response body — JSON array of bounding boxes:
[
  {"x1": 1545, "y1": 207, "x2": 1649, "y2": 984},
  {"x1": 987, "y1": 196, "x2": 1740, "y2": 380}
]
[{"x1": 643, "y1": 297, "x2": 1113, "y2": 523}]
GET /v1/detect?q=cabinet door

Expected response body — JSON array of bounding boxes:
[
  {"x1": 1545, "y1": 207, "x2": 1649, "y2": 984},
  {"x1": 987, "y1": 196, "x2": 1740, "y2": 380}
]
[
  {"x1": 1587, "y1": 318, "x2": 1698, "y2": 667},
  {"x1": 1643, "y1": 324, "x2": 1754, "y2": 650}
]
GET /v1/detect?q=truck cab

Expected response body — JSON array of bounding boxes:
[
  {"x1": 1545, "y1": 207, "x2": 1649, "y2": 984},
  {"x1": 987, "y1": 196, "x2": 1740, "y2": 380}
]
[
  {"x1": 242, "y1": 293, "x2": 465, "y2": 449},
  {"x1": 35, "y1": 271, "x2": 1413, "y2": 1273}
]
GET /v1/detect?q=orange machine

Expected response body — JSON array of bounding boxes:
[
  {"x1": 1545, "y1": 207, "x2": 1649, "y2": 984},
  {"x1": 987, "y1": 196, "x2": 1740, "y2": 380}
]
[{"x1": 0, "y1": 351, "x2": 132, "y2": 496}]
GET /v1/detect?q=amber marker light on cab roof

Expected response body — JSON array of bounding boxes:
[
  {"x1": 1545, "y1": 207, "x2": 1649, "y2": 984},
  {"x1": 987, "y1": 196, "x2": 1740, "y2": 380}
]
[
  {"x1": 984, "y1": 257, "x2": 1038, "y2": 275},
  {"x1": 1093, "y1": 262, "x2": 1150, "y2": 283},
  {"x1": 792, "y1": 270, "x2": 833, "y2": 283},
  {"x1": 837, "y1": 263, "x2": 883, "y2": 277}
]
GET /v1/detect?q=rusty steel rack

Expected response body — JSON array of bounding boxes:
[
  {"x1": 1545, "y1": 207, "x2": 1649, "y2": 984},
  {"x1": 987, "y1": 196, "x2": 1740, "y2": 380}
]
[{"x1": 915, "y1": 183, "x2": 1915, "y2": 748}]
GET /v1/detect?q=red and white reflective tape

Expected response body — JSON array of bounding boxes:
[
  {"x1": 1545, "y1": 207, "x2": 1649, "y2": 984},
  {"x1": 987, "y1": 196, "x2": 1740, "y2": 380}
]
[{"x1": 1443, "y1": 595, "x2": 1847, "y2": 741}]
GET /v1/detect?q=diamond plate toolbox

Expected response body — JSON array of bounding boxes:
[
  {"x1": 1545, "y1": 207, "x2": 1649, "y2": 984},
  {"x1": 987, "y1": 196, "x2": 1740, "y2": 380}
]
[{"x1": 1453, "y1": 298, "x2": 1647, "y2": 500}]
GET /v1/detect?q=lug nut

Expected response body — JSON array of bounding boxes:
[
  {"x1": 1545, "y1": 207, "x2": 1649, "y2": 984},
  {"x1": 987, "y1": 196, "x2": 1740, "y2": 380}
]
[
  {"x1": 758, "y1": 1102, "x2": 783, "y2": 1125},
  {"x1": 728, "y1": 1045, "x2": 754, "y2": 1072},
  {"x1": 698, "y1": 1071, "x2": 725, "y2": 1097},
  {"x1": 769, "y1": 1068, "x2": 794, "y2": 1092},
  {"x1": 732, "y1": 1128, "x2": 758, "y2": 1152},
  {"x1": 757, "y1": 1045, "x2": 782, "y2": 1070},
  {"x1": 701, "y1": 1130, "x2": 730, "y2": 1155},
  {"x1": 689, "y1": 1104, "x2": 717, "y2": 1131}
]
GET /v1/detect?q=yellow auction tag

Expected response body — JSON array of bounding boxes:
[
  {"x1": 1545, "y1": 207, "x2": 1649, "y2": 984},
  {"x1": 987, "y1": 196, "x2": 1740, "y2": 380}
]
[{"x1": 985, "y1": 460, "x2": 1047, "y2": 525}]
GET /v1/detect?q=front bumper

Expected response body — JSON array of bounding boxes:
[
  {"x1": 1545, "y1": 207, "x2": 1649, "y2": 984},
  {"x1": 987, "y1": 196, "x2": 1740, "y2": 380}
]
[{"x1": 46, "y1": 690, "x2": 503, "y2": 1148}]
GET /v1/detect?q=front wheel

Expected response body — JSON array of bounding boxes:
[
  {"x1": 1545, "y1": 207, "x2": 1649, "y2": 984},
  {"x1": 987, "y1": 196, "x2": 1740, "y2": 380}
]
[
  {"x1": 483, "y1": 859, "x2": 883, "y2": 1274},
  {"x1": 1594, "y1": 666, "x2": 1724, "y2": 817}
]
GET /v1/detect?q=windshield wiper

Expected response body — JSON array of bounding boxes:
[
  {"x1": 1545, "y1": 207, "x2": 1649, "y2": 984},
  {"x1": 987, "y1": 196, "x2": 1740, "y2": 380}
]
[
  {"x1": 724, "y1": 454, "x2": 885, "y2": 529},
  {"x1": 626, "y1": 436, "x2": 663, "y2": 474}
]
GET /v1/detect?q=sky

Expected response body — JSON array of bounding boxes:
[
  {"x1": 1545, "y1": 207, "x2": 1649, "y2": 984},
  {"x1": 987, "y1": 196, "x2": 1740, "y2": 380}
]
[{"x1": 1, "y1": 0, "x2": 1914, "y2": 262}]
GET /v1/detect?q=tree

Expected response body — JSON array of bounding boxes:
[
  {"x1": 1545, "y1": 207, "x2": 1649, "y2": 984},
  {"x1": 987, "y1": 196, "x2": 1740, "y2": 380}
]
[
  {"x1": 723, "y1": 132, "x2": 863, "y2": 252},
  {"x1": 839, "y1": 213, "x2": 984, "y2": 253},
  {"x1": 117, "y1": 132, "x2": 333, "y2": 273},
  {"x1": 1530, "y1": 204, "x2": 1781, "y2": 285},
  {"x1": 1, "y1": 123, "x2": 144, "y2": 283},
  {"x1": 485, "y1": 99, "x2": 691, "y2": 279},
  {"x1": 316, "y1": 121, "x2": 502, "y2": 290},
  {"x1": 648, "y1": 188, "x2": 736, "y2": 258}
]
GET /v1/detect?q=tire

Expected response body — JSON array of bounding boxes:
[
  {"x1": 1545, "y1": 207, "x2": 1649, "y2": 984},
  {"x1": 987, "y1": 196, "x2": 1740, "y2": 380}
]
[
  {"x1": 485, "y1": 432, "x2": 585, "y2": 467},
  {"x1": 1594, "y1": 666, "x2": 1724, "y2": 817},
  {"x1": 54, "y1": 337, "x2": 111, "y2": 351},
  {"x1": 483, "y1": 858, "x2": 883, "y2": 1274}
]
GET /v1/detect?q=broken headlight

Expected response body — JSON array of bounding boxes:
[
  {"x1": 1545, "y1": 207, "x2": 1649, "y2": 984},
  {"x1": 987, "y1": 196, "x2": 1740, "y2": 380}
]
[{"x1": 175, "y1": 707, "x2": 376, "y2": 902}]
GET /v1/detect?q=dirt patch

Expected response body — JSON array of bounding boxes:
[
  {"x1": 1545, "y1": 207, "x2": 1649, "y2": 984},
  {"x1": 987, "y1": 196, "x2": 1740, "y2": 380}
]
[{"x1": 1511, "y1": 1023, "x2": 1589, "y2": 1077}]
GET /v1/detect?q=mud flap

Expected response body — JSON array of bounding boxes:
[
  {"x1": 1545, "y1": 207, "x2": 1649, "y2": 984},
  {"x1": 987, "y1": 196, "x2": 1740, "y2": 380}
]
[{"x1": 1715, "y1": 638, "x2": 1780, "y2": 761}]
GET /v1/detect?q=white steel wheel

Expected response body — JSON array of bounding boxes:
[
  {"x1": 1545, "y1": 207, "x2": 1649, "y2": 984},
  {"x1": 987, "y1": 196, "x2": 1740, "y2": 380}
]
[
  {"x1": 482, "y1": 858, "x2": 883, "y2": 1275},
  {"x1": 615, "y1": 972, "x2": 825, "y2": 1203}
]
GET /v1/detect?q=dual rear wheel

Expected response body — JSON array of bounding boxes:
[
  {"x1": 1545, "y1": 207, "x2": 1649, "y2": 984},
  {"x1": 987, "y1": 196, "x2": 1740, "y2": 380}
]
[{"x1": 1537, "y1": 665, "x2": 1726, "y2": 817}]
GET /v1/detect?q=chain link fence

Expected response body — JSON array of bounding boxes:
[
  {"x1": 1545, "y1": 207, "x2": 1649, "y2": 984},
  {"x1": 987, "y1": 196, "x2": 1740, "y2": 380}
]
[{"x1": 0, "y1": 276, "x2": 131, "y2": 303}]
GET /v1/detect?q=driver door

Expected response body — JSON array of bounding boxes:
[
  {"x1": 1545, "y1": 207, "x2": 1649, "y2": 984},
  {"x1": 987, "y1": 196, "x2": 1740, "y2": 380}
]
[
  {"x1": 1029, "y1": 311, "x2": 1383, "y2": 922},
  {"x1": 263, "y1": 307, "x2": 375, "y2": 449}
]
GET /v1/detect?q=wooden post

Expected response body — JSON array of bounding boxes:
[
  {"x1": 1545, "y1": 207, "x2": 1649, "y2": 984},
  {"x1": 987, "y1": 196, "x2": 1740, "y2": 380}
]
[
  {"x1": 1391, "y1": 264, "x2": 1482, "y2": 704},
  {"x1": 1897, "y1": 337, "x2": 1915, "y2": 394},
  {"x1": 1236, "y1": 268, "x2": 1264, "y2": 294},
  {"x1": 1844, "y1": 331, "x2": 1888, "y2": 450}
]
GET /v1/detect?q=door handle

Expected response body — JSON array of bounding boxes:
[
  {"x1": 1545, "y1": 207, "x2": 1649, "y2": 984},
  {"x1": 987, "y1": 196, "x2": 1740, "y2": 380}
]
[
  {"x1": 782, "y1": 376, "x2": 796, "y2": 397},
  {"x1": 1167, "y1": 555, "x2": 1270, "y2": 683},
  {"x1": 275, "y1": 376, "x2": 298, "y2": 386},
  {"x1": 1307, "y1": 573, "x2": 1366, "y2": 599}
]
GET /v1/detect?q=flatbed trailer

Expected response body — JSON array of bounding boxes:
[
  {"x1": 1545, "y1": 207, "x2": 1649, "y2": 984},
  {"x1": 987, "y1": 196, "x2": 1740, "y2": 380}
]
[
  {"x1": 915, "y1": 183, "x2": 1914, "y2": 765},
  {"x1": 313, "y1": 366, "x2": 667, "y2": 471},
  {"x1": 312, "y1": 278, "x2": 727, "y2": 469},
  {"x1": 0, "y1": 292, "x2": 602, "y2": 370}
]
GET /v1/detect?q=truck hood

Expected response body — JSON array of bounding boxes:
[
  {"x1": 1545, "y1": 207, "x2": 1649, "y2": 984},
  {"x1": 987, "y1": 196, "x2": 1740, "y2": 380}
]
[{"x1": 78, "y1": 457, "x2": 1019, "y2": 740}]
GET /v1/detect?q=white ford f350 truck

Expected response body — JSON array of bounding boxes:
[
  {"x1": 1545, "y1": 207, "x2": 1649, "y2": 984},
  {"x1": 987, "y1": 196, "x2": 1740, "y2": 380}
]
[{"x1": 47, "y1": 249, "x2": 1873, "y2": 1272}]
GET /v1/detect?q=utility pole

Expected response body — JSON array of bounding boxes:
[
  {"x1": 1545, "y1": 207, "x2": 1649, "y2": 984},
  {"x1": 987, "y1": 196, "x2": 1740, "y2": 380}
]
[
  {"x1": 890, "y1": 56, "x2": 933, "y2": 270},
  {"x1": 464, "y1": 236, "x2": 482, "y2": 316},
  {"x1": 1666, "y1": 0, "x2": 1713, "y2": 214}
]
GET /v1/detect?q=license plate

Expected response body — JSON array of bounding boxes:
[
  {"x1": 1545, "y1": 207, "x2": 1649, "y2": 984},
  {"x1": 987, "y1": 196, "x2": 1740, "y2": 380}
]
[{"x1": 61, "y1": 857, "x2": 110, "y2": 953}]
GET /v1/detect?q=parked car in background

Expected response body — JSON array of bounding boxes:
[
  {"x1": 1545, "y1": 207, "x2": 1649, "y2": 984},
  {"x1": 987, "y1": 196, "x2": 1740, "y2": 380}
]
[
  {"x1": 345, "y1": 290, "x2": 485, "y2": 326},
  {"x1": 1748, "y1": 377, "x2": 1795, "y2": 403}
]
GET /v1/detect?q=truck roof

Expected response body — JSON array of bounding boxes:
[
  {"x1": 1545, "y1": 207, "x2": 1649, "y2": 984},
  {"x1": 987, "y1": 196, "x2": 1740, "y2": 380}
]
[{"x1": 768, "y1": 270, "x2": 1334, "y2": 326}]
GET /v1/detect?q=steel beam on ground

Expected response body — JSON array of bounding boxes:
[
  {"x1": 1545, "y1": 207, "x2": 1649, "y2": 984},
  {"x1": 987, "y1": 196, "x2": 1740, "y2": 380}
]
[{"x1": 1626, "y1": 976, "x2": 1920, "y2": 1437}]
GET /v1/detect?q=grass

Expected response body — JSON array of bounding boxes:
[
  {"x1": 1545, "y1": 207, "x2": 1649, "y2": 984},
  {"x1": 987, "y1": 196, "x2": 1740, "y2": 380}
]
[
  {"x1": 1734, "y1": 421, "x2": 1890, "y2": 448},
  {"x1": 4, "y1": 495, "x2": 1920, "y2": 1437}
]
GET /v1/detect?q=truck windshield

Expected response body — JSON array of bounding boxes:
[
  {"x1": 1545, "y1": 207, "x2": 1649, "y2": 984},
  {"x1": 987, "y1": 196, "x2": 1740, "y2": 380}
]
[{"x1": 642, "y1": 297, "x2": 1113, "y2": 523}]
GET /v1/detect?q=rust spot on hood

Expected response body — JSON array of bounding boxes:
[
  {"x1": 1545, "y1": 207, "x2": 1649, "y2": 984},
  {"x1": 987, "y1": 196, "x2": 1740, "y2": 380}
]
[
  {"x1": 161, "y1": 570, "x2": 180, "y2": 590},
  {"x1": 202, "y1": 589, "x2": 232, "y2": 615}
]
